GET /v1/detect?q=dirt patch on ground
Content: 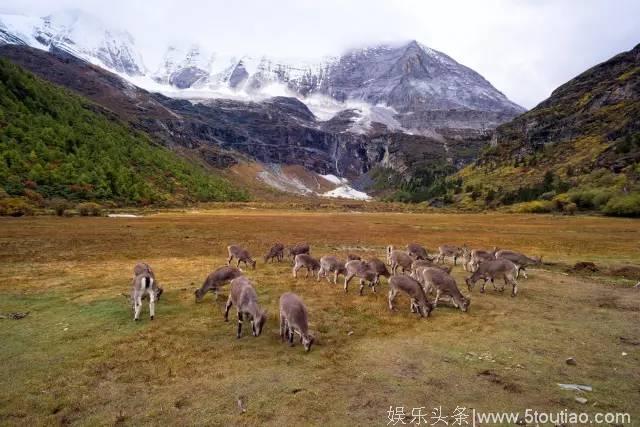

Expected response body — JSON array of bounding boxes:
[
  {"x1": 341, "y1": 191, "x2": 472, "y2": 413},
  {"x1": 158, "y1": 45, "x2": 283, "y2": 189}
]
[
  {"x1": 569, "y1": 261, "x2": 599, "y2": 273},
  {"x1": 608, "y1": 265, "x2": 640, "y2": 280},
  {"x1": 477, "y1": 369, "x2": 523, "y2": 393}
]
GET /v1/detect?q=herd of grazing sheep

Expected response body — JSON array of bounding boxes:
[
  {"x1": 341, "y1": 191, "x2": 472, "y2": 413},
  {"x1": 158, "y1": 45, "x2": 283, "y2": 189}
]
[{"x1": 129, "y1": 243, "x2": 543, "y2": 352}]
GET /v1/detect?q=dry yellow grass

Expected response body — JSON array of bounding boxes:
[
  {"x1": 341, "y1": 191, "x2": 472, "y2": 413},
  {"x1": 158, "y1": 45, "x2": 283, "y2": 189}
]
[{"x1": 1, "y1": 210, "x2": 639, "y2": 425}]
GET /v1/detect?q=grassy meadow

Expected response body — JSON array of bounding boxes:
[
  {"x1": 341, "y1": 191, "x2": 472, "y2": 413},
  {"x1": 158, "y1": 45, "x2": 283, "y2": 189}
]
[{"x1": 0, "y1": 209, "x2": 639, "y2": 425}]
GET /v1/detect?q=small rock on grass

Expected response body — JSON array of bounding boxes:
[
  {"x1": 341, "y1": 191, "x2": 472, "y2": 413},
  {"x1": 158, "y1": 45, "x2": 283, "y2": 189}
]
[
  {"x1": 566, "y1": 357, "x2": 577, "y2": 365},
  {"x1": 575, "y1": 397, "x2": 588, "y2": 404},
  {"x1": 0, "y1": 312, "x2": 29, "y2": 320}
]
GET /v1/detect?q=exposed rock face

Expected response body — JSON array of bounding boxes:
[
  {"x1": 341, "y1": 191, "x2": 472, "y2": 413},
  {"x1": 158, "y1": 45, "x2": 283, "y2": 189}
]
[
  {"x1": 169, "y1": 66, "x2": 208, "y2": 89},
  {"x1": 482, "y1": 43, "x2": 640, "y2": 161},
  {"x1": 0, "y1": 45, "x2": 480, "y2": 188}
]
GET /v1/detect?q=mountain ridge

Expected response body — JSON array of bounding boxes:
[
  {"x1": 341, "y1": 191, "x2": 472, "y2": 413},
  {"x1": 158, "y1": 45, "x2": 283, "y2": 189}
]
[
  {"x1": 450, "y1": 43, "x2": 640, "y2": 215},
  {"x1": 0, "y1": 10, "x2": 524, "y2": 138}
]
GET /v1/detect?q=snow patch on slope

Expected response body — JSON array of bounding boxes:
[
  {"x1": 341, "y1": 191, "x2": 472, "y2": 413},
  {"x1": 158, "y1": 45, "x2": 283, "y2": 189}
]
[
  {"x1": 322, "y1": 186, "x2": 371, "y2": 200},
  {"x1": 319, "y1": 174, "x2": 348, "y2": 185},
  {"x1": 255, "y1": 166, "x2": 371, "y2": 200}
]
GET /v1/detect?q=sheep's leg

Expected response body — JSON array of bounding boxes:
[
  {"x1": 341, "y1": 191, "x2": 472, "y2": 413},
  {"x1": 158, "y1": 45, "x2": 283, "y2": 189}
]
[
  {"x1": 288, "y1": 327, "x2": 295, "y2": 346},
  {"x1": 434, "y1": 289, "x2": 441, "y2": 308},
  {"x1": 236, "y1": 311, "x2": 243, "y2": 339},
  {"x1": 344, "y1": 274, "x2": 354, "y2": 293},
  {"x1": 305, "y1": 267, "x2": 309, "y2": 278},
  {"x1": 332, "y1": 271, "x2": 337, "y2": 285},
  {"x1": 358, "y1": 279, "x2": 365, "y2": 296},
  {"x1": 480, "y1": 279, "x2": 486, "y2": 293},
  {"x1": 227, "y1": 255, "x2": 233, "y2": 265},
  {"x1": 453, "y1": 256, "x2": 458, "y2": 266},
  {"x1": 224, "y1": 298, "x2": 232, "y2": 322},
  {"x1": 279, "y1": 316, "x2": 286, "y2": 341},
  {"x1": 292, "y1": 264, "x2": 299, "y2": 278},
  {"x1": 149, "y1": 288, "x2": 156, "y2": 320},
  {"x1": 388, "y1": 288, "x2": 398, "y2": 311},
  {"x1": 133, "y1": 292, "x2": 142, "y2": 321},
  {"x1": 511, "y1": 278, "x2": 519, "y2": 297}
]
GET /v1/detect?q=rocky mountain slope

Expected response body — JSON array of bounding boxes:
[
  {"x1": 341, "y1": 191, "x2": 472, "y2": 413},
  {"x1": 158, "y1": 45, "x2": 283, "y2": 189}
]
[
  {"x1": 452, "y1": 43, "x2": 640, "y2": 215},
  {"x1": 0, "y1": 45, "x2": 481, "y2": 199},
  {"x1": 0, "y1": 57, "x2": 247, "y2": 211},
  {"x1": 0, "y1": 10, "x2": 524, "y2": 139}
]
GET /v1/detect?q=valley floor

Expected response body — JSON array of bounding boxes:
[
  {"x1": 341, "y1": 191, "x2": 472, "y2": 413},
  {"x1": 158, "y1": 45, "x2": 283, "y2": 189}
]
[{"x1": 0, "y1": 210, "x2": 639, "y2": 425}]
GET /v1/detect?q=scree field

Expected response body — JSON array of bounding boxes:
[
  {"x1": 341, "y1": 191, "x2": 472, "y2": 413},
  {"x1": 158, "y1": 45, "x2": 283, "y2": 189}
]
[{"x1": 1, "y1": 209, "x2": 639, "y2": 425}]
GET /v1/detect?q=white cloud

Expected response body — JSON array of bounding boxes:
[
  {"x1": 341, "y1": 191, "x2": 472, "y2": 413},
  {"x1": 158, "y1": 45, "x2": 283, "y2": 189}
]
[{"x1": 2, "y1": 0, "x2": 639, "y2": 108}]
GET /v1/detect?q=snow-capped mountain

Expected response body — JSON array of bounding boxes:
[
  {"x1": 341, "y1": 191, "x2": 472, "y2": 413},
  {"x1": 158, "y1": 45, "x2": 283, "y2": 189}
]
[
  {"x1": 0, "y1": 9, "x2": 144, "y2": 76},
  {"x1": 0, "y1": 9, "x2": 525, "y2": 135}
]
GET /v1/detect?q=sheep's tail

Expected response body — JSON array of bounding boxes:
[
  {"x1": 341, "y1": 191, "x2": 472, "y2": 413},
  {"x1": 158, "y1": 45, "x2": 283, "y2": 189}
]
[{"x1": 143, "y1": 276, "x2": 153, "y2": 289}]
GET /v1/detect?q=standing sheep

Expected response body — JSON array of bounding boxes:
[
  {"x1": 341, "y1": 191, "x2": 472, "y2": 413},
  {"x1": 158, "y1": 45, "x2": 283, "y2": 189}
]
[
  {"x1": 367, "y1": 257, "x2": 391, "y2": 283},
  {"x1": 466, "y1": 258, "x2": 519, "y2": 297},
  {"x1": 495, "y1": 250, "x2": 542, "y2": 279},
  {"x1": 224, "y1": 277, "x2": 267, "y2": 338},
  {"x1": 436, "y1": 245, "x2": 463, "y2": 265},
  {"x1": 293, "y1": 254, "x2": 321, "y2": 278},
  {"x1": 317, "y1": 255, "x2": 347, "y2": 284},
  {"x1": 389, "y1": 249, "x2": 414, "y2": 275}
]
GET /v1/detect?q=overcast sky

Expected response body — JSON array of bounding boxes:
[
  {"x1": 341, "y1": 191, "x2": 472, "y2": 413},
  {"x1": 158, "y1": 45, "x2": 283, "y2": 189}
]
[{"x1": 2, "y1": 0, "x2": 639, "y2": 108}]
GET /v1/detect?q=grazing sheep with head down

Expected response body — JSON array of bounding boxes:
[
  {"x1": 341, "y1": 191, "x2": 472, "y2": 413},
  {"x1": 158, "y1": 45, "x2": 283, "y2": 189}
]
[
  {"x1": 264, "y1": 243, "x2": 285, "y2": 263},
  {"x1": 227, "y1": 245, "x2": 256, "y2": 269},
  {"x1": 279, "y1": 292, "x2": 314, "y2": 352},
  {"x1": 343, "y1": 260, "x2": 379, "y2": 295},
  {"x1": 287, "y1": 243, "x2": 310, "y2": 261},
  {"x1": 195, "y1": 266, "x2": 243, "y2": 302},
  {"x1": 132, "y1": 262, "x2": 163, "y2": 301},
  {"x1": 367, "y1": 257, "x2": 391, "y2": 282},
  {"x1": 407, "y1": 243, "x2": 430, "y2": 260},
  {"x1": 388, "y1": 275, "x2": 433, "y2": 318},
  {"x1": 131, "y1": 271, "x2": 159, "y2": 321},
  {"x1": 418, "y1": 267, "x2": 470, "y2": 312}
]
